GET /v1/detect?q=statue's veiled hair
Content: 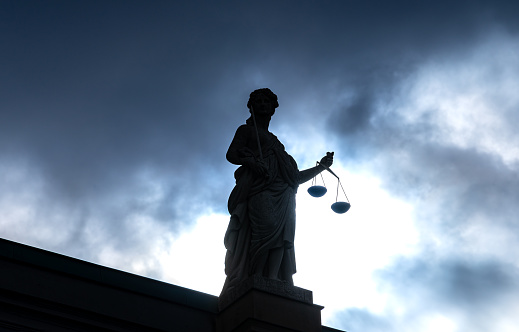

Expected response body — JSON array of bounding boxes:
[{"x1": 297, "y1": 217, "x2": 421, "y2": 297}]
[{"x1": 247, "y1": 88, "x2": 279, "y2": 111}]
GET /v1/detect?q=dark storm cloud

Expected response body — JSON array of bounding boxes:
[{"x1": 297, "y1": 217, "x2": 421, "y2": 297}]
[
  {"x1": 1, "y1": 2, "x2": 243, "y2": 206},
  {"x1": 377, "y1": 256, "x2": 519, "y2": 331},
  {"x1": 401, "y1": 258, "x2": 518, "y2": 310},
  {"x1": 0, "y1": 1, "x2": 251, "y2": 264},
  {"x1": 332, "y1": 256, "x2": 519, "y2": 332}
]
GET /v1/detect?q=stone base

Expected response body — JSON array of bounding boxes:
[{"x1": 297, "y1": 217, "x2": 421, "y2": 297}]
[{"x1": 217, "y1": 276, "x2": 323, "y2": 332}]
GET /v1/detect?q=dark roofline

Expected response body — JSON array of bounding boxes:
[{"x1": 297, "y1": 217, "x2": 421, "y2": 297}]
[{"x1": 0, "y1": 238, "x2": 218, "y2": 314}]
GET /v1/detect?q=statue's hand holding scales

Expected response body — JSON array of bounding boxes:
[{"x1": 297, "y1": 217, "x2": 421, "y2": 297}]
[{"x1": 319, "y1": 152, "x2": 334, "y2": 168}]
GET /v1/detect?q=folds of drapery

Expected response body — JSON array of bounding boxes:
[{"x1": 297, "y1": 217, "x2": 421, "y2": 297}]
[{"x1": 221, "y1": 133, "x2": 299, "y2": 295}]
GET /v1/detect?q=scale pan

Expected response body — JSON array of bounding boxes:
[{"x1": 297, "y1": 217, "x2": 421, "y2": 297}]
[
  {"x1": 331, "y1": 201, "x2": 351, "y2": 214},
  {"x1": 308, "y1": 185, "x2": 327, "y2": 197}
]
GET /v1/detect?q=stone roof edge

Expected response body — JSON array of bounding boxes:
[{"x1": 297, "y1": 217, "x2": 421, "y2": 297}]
[{"x1": 0, "y1": 238, "x2": 219, "y2": 313}]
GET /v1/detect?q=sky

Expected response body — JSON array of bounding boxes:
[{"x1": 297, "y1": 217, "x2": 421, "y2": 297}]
[{"x1": 1, "y1": 1, "x2": 519, "y2": 331}]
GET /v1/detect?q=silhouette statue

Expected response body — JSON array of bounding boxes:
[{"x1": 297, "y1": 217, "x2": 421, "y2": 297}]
[{"x1": 221, "y1": 88, "x2": 333, "y2": 295}]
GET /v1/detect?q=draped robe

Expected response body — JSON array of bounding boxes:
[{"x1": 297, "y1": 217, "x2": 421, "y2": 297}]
[{"x1": 221, "y1": 122, "x2": 300, "y2": 294}]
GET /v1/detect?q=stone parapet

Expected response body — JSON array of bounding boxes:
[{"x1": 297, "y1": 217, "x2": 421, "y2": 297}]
[{"x1": 217, "y1": 275, "x2": 323, "y2": 332}]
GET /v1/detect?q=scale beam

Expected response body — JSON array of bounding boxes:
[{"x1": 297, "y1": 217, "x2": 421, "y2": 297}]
[{"x1": 317, "y1": 161, "x2": 339, "y2": 179}]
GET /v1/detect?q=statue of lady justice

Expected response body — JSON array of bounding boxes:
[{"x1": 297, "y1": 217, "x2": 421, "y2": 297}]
[{"x1": 221, "y1": 88, "x2": 333, "y2": 294}]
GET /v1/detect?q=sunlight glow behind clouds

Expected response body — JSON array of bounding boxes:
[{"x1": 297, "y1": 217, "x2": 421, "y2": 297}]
[
  {"x1": 396, "y1": 32, "x2": 519, "y2": 166},
  {"x1": 295, "y1": 166, "x2": 418, "y2": 321},
  {"x1": 422, "y1": 314, "x2": 456, "y2": 332},
  {"x1": 150, "y1": 163, "x2": 418, "y2": 324},
  {"x1": 159, "y1": 213, "x2": 227, "y2": 295}
]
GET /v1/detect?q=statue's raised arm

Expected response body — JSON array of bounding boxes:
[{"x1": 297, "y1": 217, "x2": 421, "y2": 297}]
[{"x1": 298, "y1": 152, "x2": 334, "y2": 185}]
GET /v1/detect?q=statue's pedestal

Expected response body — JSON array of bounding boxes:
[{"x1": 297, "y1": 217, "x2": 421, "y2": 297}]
[{"x1": 217, "y1": 275, "x2": 323, "y2": 332}]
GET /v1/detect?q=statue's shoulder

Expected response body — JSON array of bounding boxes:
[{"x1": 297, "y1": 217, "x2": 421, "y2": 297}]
[{"x1": 234, "y1": 123, "x2": 254, "y2": 137}]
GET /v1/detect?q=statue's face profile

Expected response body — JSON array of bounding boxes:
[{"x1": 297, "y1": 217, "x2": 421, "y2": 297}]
[{"x1": 251, "y1": 93, "x2": 275, "y2": 116}]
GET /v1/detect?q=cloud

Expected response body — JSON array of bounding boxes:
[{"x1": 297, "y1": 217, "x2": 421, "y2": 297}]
[
  {"x1": 322, "y1": 27, "x2": 519, "y2": 332},
  {"x1": 330, "y1": 254, "x2": 519, "y2": 332},
  {"x1": 376, "y1": 255, "x2": 519, "y2": 332},
  {"x1": 331, "y1": 307, "x2": 396, "y2": 332}
]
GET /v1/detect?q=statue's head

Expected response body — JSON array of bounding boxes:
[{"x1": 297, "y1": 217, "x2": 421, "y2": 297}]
[{"x1": 247, "y1": 88, "x2": 279, "y2": 116}]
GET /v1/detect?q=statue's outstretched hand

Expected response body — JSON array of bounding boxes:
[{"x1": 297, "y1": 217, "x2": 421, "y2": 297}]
[{"x1": 319, "y1": 152, "x2": 334, "y2": 168}]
